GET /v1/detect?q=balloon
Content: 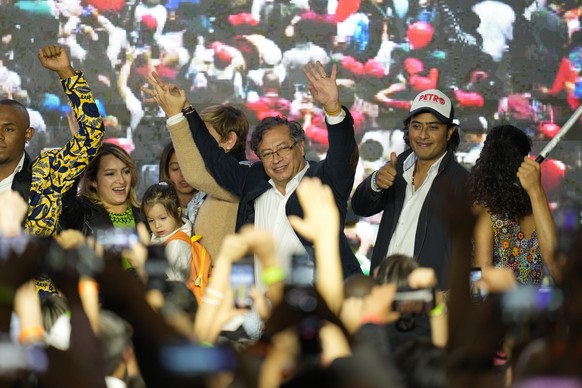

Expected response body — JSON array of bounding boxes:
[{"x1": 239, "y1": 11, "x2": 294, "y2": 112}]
[
  {"x1": 454, "y1": 89, "x2": 485, "y2": 108},
  {"x1": 86, "y1": 0, "x2": 125, "y2": 12},
  {"x1": 305, "y1": 125, "x2": 329, "y2": 146},
  {"x1": 228, "y1": 13, "x2": 258, "y2": 26},
  {"x1": 404, "y1": 57, "x2": 424, "y2": 75},
  {"x1": 335, "y1": 0, "x2": 362, "y2": 23},
  {"x1": 364, "y1": 59, "x2": 385, "y2": 78},
  {"x1": 393, "y1": 0, "x2": 409, "y2": 19},
  {"x1": 141, "y1": 15, "x2": 158, "y2": 30},
  {"x1": 540, "y1": 158, "x2": 565, "y2": 196},
  {"x1": 407, "y1": 21, "x2": 434, "y2": 49},
  {"x1": 539, "y1": 122, "x2": 561, "y2": 138}
]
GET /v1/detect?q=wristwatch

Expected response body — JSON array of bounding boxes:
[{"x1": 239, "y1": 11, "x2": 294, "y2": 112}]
[{"x1": 182, "y1": 105, "x2": 195, "y2": 116}]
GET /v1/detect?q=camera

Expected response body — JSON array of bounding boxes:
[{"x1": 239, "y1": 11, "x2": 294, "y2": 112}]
[
  {"x1": 392, "y1": 287, "x2": 436, "y2": 315},
  {"x1": 45, "y1": 242, "x2": 103, "y2": 277}
]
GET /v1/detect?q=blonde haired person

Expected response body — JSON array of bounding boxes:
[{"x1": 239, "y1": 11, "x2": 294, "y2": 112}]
[
  {"x1": 61, "y1": 142, "x2": 144, "y2": 238},
  {"x1": 157, "y1": 101, "x2": 250, "y2": 262}
]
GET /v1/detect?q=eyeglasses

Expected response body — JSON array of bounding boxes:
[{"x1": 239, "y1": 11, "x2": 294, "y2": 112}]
[{"x1": 259, "y1": 141, "x2": 298, "y2": 161}]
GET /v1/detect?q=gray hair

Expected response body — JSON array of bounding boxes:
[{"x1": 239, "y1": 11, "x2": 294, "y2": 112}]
[{"x1": 250, "y1": 116, "x2": 305, "y2": 157}]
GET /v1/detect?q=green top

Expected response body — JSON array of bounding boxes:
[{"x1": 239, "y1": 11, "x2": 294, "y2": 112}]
[{"x1": 109, "y1": 206, "x2": 136, "y2": 269}]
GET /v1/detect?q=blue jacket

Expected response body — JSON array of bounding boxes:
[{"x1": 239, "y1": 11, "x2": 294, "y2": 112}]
[{"x1": 186, "y1": 108, "x2": 362, "y2": 278}]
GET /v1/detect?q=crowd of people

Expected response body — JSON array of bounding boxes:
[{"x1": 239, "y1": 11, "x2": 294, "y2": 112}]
[
  {"x1": 1, "y1": 0, "x2": 580, "y2": 169},
  {"x1": 0, "y1": 0, "x2": 582, "y2": 387},
  {"x1": 1, "y1": 0, "x2": 580, "y2": 263}
]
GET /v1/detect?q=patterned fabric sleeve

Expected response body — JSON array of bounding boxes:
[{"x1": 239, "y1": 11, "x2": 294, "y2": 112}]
[{"x1": 25, "y1": 71, "x2": 105, "y2": 237}]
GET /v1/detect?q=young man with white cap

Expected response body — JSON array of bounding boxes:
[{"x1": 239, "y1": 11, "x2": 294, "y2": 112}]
[{"x1": 351, "y1": 89, "x2": 468, "y2": 287}]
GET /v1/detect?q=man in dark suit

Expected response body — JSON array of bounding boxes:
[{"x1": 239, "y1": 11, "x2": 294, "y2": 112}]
[
  {"x1": 150, "y1": 61, "x2": 362, "y2": 280},
  {"x1": 352, "y1": 89, "x2": 469, "y2": 287}
]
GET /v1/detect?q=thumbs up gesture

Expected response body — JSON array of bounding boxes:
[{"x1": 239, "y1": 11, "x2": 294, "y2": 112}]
[{"x1": 375, "y1": 152, "x2": 399, "y2": 190}]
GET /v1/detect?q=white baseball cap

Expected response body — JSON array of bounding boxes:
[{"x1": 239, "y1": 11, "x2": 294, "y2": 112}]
[{"x1": 405, "y1": 89, "x2": 454, "y2": 125}]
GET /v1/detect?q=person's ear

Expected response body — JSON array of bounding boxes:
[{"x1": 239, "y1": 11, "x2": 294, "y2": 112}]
[
  {"x1": 224, "y1": 131, "x2": 238, "y2": 152},
  {"x1": 298, "y1": 139, "x2": 306, "y2": 157},
  {"x1": 24, "y1": 127, "x2": 35, "y2": 143}
]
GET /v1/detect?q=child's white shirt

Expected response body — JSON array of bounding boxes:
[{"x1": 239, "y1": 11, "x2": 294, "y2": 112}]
[{"x1": 150, "y1": 218, "x2": 193, "y2": 282}]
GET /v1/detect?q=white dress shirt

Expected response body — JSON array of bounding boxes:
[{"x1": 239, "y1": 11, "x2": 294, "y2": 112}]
[
  {"x1": 386, "y1": 152, "x2": 447, "y2": 258},
  {"x1": 254, "y1": 162, "x2": 310, "y2": 285},
  {"x1": 0, "y1": 153, "x2": 25, "y2": 193}
]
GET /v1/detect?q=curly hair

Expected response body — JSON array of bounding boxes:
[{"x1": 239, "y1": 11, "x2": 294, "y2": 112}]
[
  {"x1": 468, "y1": 125, "x2": 532, "y2": 219},
  {"x1": 249, "y1": 116, "x2": 305, "y2": 158}
]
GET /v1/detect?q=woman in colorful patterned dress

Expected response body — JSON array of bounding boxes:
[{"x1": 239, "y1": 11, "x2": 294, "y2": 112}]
[{"x1": 469, "y1": 125, "x2": 561, "y2": 285}]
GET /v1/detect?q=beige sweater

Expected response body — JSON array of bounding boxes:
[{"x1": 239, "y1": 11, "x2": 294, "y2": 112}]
[{"x1": 167, "y1": 118, "x2": 240, "y2": 263}]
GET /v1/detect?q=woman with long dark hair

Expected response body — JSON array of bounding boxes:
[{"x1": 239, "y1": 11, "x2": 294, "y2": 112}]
[{"x1": 469, "y1": 125, "x2": 560, "y2": 285}]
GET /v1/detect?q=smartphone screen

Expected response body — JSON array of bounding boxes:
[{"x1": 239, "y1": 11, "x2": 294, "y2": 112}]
[
  {"x1": 231, "y1": 256, "x2": 255, "y2": 309},
  {"x1": 470, "y1": 267, "x2": 486, "y2": 302},
  {"x1": 288, "y1": 254, "x2": 315, "y2": 287},
  {"x1": 94, "y1": 227, "x2": 139, "y2": 252}
]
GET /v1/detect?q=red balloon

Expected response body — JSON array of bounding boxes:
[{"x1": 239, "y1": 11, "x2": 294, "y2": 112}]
[
  {"x1": 141, "y1": 15, "x2": 158, "y2": 30},
  {"x1": 540, "y1": 159, "x2": 565, "y2": 196},
  {"x1": 86, "y1": 0, "x2": 125, "y2": 12},
  {"x1": 454, "y1": 89, "x2": 485, "y2": 107},
  {"x1": 305, "y1": 125, "x2": 329, "y2": 146},
  {"x1": 539, "y1": 122, "x2": 561, "y2": 138},
  {"x1": 404, "y1": 57, "x2": 424, "y2": 75},
  {"x1": 407, "y1": 21, "x2": 434, "y2": 49},
  {"x1": 335, "y1": 0, "x2": 362, "y2": 22},
  {"x1": 364, "y1": 59, "x2": 385, "y2": 78},
  {"x1": 228, "y1": 13, "x2": 258, "y2": 26}
]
